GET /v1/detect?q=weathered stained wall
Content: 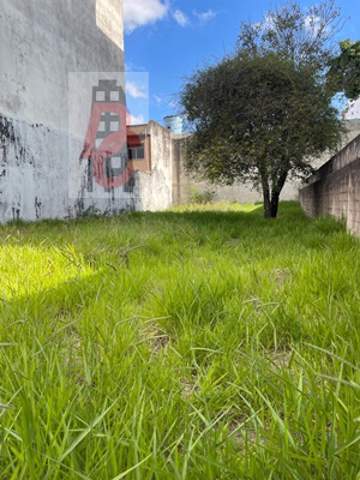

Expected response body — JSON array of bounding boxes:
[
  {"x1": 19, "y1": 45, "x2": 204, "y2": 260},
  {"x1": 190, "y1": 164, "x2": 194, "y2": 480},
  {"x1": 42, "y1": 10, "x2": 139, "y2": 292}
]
[
  {"x1": 133, "y1": 121, "x2": 174, "y2": 211},
  {"x1": 0, "y1": 0, "x2": 129, "y2": 222},
  {"x1": 300, "y1": 134, "x2": 360, "y2": 236}
]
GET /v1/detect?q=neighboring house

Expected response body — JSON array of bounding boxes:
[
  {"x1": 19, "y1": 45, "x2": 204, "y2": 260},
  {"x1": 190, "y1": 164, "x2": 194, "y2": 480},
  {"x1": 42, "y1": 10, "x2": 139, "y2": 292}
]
[{"x1": 126, "y1": 122, "x2": 175, "y2": 211}]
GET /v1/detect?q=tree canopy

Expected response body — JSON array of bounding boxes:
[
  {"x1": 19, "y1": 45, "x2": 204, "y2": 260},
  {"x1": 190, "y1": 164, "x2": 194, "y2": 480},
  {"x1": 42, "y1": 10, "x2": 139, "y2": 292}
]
[
  {"x1": 237, "y1": 0, "x2": 342, "y2": 70},
  {"x1": 182, "y1": 54, "x2": 341, "y2": 218},
  {"x1": 181, "y1": 1, "x2": 350, "y2": 218},
  {"x1": 328, "y1": 40, "x2": 360, "y2": 100}
]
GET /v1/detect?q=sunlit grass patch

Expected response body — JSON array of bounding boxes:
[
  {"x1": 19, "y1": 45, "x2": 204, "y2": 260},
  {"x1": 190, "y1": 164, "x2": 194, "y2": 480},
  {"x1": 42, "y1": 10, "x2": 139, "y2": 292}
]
[
  {"x1": 172, "y1": 201, "x2": 263, "y2": 213},
  {"x1": 0, "y1": 244, "x2": 93, "y2": 299}
]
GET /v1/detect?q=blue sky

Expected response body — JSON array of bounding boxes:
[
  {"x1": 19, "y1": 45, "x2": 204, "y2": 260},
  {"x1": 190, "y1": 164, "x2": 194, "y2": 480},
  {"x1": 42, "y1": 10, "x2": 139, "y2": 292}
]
[{"x1": 124, "y1": 0, "x2": 360, "y2": 125}]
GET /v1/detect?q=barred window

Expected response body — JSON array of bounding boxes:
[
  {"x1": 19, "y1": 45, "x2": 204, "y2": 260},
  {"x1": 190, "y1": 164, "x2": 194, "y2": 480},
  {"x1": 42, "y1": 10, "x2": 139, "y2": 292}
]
[{"x1": 128, "y1": 145, "x2": 145, "y2": 160}]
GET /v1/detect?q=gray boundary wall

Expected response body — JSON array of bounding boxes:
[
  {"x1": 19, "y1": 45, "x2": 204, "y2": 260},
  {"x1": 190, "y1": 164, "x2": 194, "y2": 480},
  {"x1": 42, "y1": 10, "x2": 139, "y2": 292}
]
[
  {"x1": 172, "y1": 121, "x2": 360, "y2": 206},
  {"x1": 300, "y1": 134, "x2": 360, "y2": 236}
]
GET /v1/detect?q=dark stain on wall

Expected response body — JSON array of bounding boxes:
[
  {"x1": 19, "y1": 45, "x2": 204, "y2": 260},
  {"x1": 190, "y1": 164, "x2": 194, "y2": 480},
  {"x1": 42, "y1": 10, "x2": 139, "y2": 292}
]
[
  {"x1": 12, "y1": 207, "x2": 20, "y2": 221},
  {"x1": 0, "y1": 116, "x2": 15, "y2": 164},
  {"x1": 35, "y1": 197, "x2": 42, "y2": 219},
  {"x1": 0, "y1": 115, "x2": 30, "y2": 166},
  {"x1": 0, "y1": 116, "x2": 16, "y2": 144}
]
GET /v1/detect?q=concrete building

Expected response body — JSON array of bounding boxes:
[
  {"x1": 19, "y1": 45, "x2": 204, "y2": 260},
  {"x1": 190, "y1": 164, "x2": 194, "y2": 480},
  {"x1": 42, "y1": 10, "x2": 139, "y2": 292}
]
[
  {"x1": 128, "y1": 120, "x2": 270, "y2": 206},
  {"x1": 127, "y1": 122, "x2": 174, "y2": 211},
  {"x1": 0, "y1": 0, "x2": 132, "y2": 222}
]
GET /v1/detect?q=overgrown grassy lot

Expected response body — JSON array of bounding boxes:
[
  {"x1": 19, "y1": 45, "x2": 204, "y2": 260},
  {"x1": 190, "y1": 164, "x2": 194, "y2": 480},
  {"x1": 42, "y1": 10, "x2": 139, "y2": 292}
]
[{"x1": 0, "y1": 202, "x2": 359, "y2": 479}]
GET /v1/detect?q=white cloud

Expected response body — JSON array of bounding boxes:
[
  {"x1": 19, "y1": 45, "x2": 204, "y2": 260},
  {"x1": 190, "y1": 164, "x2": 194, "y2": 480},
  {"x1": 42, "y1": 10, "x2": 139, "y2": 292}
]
[
  {"x1": 153, "y1": 95, "x2": 163, "y2": 104},
  {"x1": 193, "y1": 9, "x2": 217, "y2": 24},
  {"x1": 168, "y1": 98, "x2": 179, "y2": 110},
  {"x1": 126, "y1": 81, "x2": 147, "y2": 99},
  {"x1": 127, "y1": 113, "x2": 146, "y2": 125},
  {"x1": 173, "y1": 9, "x2": 189, "y2": 27},
  {"x1": 123, "y1": 0, "x2": 168, "y2": 33}
]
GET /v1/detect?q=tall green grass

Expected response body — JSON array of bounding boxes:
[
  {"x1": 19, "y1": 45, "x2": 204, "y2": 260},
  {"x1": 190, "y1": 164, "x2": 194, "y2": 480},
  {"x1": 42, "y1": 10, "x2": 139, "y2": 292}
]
[{"x1": 0, "y1": 202, "x2": 359, "y2": 479}]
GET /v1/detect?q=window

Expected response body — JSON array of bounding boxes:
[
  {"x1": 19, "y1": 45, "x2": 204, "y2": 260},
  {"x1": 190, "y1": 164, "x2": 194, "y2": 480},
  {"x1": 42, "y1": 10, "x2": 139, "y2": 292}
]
[
  {"x1": 110, "y1": 91, "x2": 120, "y2": 102},
  {"x1": 95, "y1": 91, "x2": 105, "y2": 102},
  {"x1": 128, "y1": 145, "x2": 145, "y2": 160}
]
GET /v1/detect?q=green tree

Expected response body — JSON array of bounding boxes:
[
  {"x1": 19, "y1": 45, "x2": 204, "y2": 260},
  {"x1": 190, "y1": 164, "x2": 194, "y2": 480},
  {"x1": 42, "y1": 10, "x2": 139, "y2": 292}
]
[
  {"x1": 181, "y1": 1, "x2": 344, "y2": 218},
  {"x1": 182, "y1": 54, "x2": 341, "y2": 218},
  {"x1": 328, "y1": 40, "x2": 360, "y2": 100}
]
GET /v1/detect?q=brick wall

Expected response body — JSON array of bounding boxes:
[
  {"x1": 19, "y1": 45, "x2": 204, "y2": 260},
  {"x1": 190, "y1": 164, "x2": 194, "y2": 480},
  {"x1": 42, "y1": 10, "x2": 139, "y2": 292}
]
[{"x1": 300, "y1": 134, "x2": 360, "y2": 236}]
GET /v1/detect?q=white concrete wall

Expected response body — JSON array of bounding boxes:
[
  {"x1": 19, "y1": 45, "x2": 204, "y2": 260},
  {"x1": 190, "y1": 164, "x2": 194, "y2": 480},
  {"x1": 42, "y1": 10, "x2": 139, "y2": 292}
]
[
  {"x1": 0, "y1": 0, "x2": 130, "y2": 222},
  {"x1": 134, "y1": 122, "x2": 174, "y2": 211}
]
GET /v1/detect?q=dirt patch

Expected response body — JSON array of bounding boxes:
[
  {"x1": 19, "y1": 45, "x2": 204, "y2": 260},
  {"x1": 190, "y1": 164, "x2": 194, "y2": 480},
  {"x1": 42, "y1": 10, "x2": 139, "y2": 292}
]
[
  {"x1": 180, "y1": 377, "x2": 199, "y2": 400},
  {"x1": 142, "y1": 321, "x2": 170, "y2": 355},
  {"x1": 267, "y1": 350, "x2": 294, "y2": 369},
  {"x1": 271, "y1": 268, "x2": 292, "y2": 288}
]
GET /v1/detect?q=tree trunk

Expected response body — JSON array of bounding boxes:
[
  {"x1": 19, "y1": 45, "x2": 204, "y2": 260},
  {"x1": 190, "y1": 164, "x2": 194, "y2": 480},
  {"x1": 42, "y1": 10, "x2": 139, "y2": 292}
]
[
  {"x1": 270, "y1": 192, "x2": 280, "y2": 218},
  {"x1": 262, "y1": 182, "x2": 272, "y2": 219},
  {"x1": 264, "y1": 192, "x2": 279, "y2": 218},
  {"x1": 262, "y1": 169, "x2": 288, "y2": 219},
  {"x1": 260, "y1": 168, "x2": 289, "y2": 218}
]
